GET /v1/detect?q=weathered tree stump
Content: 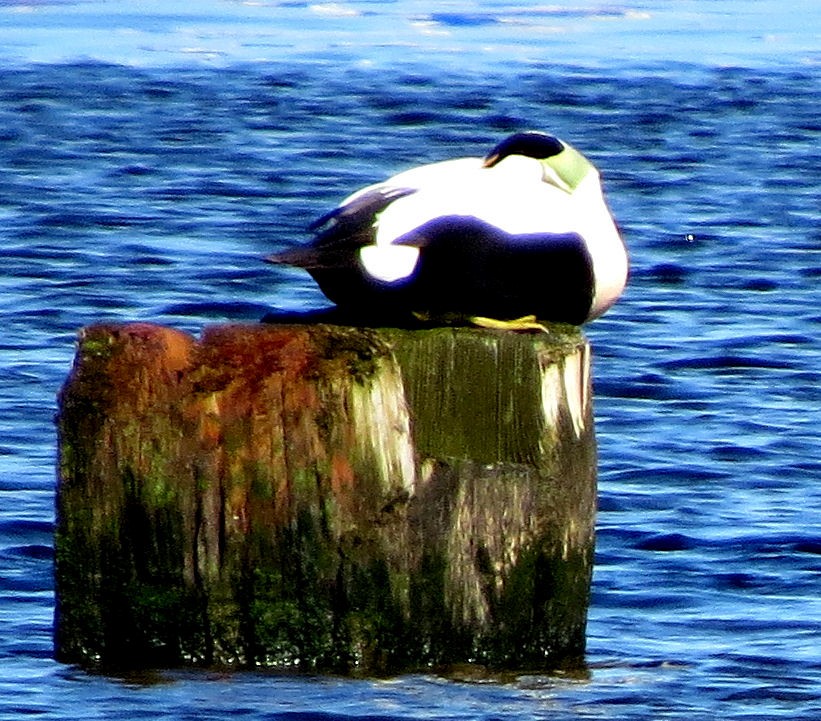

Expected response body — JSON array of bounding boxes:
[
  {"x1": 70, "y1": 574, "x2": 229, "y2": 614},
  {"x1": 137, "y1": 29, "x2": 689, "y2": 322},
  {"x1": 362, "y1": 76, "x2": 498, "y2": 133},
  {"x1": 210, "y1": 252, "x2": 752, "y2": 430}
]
[{"x1": 54, "y1": 321, "x2": 596, "y2": 674}]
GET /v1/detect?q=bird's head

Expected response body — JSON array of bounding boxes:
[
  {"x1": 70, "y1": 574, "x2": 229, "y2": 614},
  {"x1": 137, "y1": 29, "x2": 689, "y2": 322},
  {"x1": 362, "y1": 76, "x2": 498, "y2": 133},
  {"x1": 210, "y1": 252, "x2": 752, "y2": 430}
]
[{"x1": 482, "y1": 131, "x2": 594, "y2": 194}]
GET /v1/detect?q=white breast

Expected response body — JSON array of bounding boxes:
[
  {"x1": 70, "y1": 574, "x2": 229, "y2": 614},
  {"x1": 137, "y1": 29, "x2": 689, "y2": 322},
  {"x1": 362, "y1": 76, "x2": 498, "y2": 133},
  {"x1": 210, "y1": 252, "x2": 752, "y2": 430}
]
[{"x1": 571, "y1": 173, "x2": 628, "y2": 319}]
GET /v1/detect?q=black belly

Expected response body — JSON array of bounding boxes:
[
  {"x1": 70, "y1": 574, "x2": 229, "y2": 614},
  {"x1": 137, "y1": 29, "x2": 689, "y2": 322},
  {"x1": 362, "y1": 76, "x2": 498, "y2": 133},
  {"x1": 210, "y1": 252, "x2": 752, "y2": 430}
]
[{"x1": 310, "y1": 217, "x2": 596, "y2": 326}]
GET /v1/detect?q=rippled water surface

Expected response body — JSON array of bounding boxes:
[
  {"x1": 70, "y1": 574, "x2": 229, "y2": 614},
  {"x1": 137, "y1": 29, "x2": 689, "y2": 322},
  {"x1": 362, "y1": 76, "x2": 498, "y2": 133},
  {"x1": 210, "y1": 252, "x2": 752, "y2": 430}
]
[{"x1": 1, "y1": 1, "x2": 820, "y2": 719}]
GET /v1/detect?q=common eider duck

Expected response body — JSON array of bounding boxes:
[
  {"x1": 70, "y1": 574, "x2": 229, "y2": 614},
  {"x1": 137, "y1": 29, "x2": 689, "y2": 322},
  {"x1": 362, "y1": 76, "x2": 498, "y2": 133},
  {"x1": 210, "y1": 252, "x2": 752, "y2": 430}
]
[{"x1": 266, "y1": 131, "x2": 627, "y2": 326}]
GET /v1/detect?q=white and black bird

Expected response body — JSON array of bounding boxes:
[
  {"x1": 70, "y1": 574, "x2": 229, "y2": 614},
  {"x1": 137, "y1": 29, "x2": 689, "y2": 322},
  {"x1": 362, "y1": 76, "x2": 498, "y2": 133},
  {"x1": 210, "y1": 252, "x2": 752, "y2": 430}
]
[{"x1": 266, "y1": 131, "x2": 627, "y2": 326}]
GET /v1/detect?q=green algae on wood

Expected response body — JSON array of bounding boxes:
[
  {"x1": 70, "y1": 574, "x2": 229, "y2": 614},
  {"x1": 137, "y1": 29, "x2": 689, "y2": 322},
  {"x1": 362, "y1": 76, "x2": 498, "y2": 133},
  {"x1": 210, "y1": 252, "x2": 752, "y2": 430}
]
[{"x1": 55, "y1": 321, "x2": 596, "y2": 674}]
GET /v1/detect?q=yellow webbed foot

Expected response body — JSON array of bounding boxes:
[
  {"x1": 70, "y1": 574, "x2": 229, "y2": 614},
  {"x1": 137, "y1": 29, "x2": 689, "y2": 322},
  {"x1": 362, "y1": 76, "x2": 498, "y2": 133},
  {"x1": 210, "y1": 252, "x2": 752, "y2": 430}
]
[{"x1": 469, "y1": 315, "x2": 550, "y2": 334}]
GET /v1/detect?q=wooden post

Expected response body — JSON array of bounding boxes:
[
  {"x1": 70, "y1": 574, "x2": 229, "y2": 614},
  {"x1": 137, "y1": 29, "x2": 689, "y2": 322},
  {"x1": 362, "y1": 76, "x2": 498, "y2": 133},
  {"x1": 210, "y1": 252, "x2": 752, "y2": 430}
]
[{"x1": 54, "y1": 321, "x2": 596, "y2": 674}]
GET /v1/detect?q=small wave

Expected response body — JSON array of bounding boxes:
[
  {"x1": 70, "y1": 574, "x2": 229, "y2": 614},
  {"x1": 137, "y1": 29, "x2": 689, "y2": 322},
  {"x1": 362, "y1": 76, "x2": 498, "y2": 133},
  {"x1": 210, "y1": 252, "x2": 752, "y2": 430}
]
[
  {"x1": 271, "y1": 714, "x2": 404, "y2": 721},
  {"x1": 159, "y1": 300, "x2": 275, "y2": 320},
  {"x1": 660, "y1": 355, "x2": 796, "y2": 371}
]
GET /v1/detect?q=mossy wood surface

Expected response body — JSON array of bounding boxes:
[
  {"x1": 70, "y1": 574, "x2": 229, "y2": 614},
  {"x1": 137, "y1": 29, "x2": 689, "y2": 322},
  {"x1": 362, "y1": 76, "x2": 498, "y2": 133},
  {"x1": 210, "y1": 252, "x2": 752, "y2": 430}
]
[{"x1": 55, "y1": 322, "x2": 596, "y2": 674}]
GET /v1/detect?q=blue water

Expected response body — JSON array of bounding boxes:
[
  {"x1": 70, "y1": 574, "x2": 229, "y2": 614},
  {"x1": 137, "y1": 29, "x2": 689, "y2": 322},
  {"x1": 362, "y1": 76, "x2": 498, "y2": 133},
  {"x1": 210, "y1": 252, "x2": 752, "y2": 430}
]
[{"x1": 1, "y1": 0, "x2": 820, "y2": 718}]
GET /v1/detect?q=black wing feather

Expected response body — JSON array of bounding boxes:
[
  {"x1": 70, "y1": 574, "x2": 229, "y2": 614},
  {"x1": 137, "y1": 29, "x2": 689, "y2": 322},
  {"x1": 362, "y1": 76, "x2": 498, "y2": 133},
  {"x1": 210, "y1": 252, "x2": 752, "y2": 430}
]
[
  {"x1": 266, "y1": 185, "x2": 416, "y2": 271},
  {"x1": 308, "y1": 185, "x2": 416, "y2": 233}
]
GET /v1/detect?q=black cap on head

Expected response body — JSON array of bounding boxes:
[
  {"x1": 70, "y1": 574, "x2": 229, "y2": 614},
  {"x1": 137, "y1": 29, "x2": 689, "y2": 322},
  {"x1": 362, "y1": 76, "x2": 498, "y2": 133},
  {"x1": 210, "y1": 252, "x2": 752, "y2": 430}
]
[{"x1": 483, "y1": 131, "x2": 565, "y2": 167}]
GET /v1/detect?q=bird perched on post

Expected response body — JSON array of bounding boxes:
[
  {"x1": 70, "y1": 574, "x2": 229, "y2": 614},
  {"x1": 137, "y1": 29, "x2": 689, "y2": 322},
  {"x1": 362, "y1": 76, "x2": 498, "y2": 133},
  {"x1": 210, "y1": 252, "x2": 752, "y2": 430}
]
[{"x1": 265, "y1": 131, "x2": 628, "y2": 328}]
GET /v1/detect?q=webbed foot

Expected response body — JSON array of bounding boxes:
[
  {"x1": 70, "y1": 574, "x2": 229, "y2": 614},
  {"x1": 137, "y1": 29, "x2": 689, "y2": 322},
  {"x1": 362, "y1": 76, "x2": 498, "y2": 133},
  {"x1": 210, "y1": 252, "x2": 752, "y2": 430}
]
[{"x1": 469, "y1": 315, "x2": 550, "y2": 334}]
